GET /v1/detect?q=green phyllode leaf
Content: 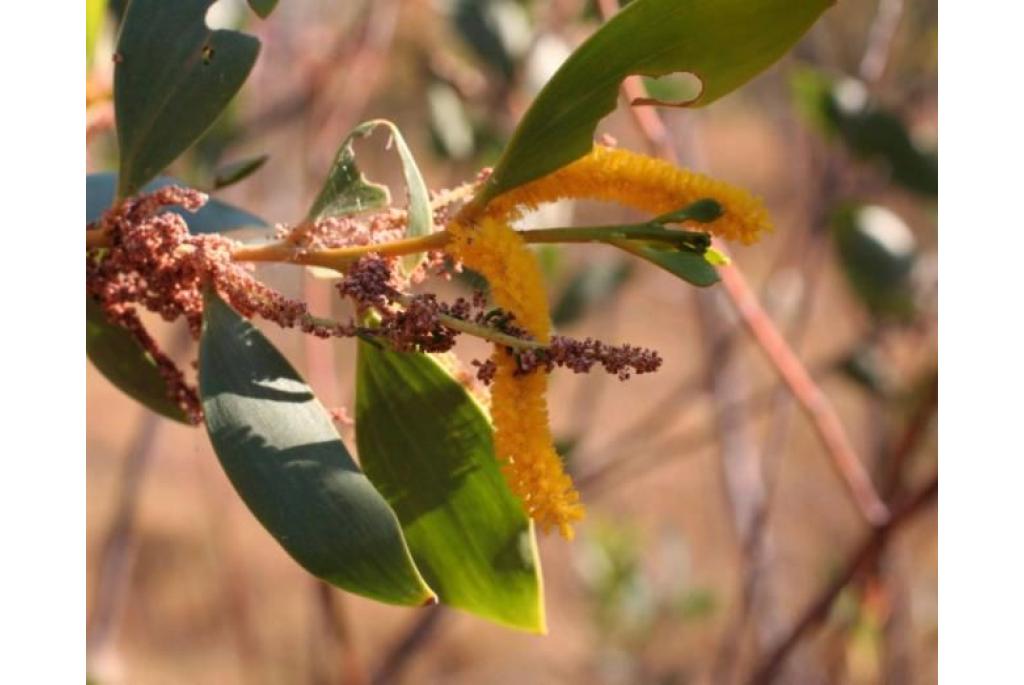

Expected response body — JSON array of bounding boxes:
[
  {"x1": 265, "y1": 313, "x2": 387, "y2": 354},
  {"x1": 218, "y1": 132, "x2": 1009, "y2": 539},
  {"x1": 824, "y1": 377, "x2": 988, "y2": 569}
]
[
  {"x1": 200, "y1": 292, "x2": 436, "y2": 606},
  {"x1": 86, "y1": 173, "x2": 265, "y2": 423},
  {"x1": 86, "y1": 297, "x2": 190, "y2": 423},
  {"x1": 114, "y1": 0, "x2": 260, "y2": 198},
  {"x1": 247, "y1": 0, "x2": 279, "y2": 19},
  {"x1": 614, "y1": 242, "x2": 720, "y2": 287},
  {"x1": 308, "y1": 120, "x2": 432, "y2": 274},
  {"x1": 356, "y1": 344, "x2": 546, "y2": 632},
  {"x1": 481, "y1": 0, "x2": 831, "y2": 200}
]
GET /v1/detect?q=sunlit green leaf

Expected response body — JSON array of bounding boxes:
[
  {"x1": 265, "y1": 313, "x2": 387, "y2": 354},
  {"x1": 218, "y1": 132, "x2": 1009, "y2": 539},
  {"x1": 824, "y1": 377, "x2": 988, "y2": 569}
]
[
  {"x1": 86, "y1": 297, "x2": 189, "y2": 423},
  {"x1": 481, "y1": 0, "x2": 830, "y2": 200},
  {"x1": 86, "y1": 0, "x2": 108, "y2": 69},
  {"x1": 308, "y1": 120, "x2": 432, "y2": 274},
  {"x1": 114, "y1": 0, "x2": 260, "y2": 198},
  {"x1": 356, "y1": 345, "x2": 546, "y2": 632},
  {"x1": 200, "y1": 292, "x2": 436, "y2": 606}
]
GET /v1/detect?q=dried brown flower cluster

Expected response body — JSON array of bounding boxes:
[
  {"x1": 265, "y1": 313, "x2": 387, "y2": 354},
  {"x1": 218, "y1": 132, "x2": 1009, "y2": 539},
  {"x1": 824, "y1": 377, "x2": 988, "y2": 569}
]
[
  {"x1": 87, "y1": 187, "x2": 347, "y2": 422},
  {"x1": 337, "y1": 255, "x2": 662, "y2": 380}
]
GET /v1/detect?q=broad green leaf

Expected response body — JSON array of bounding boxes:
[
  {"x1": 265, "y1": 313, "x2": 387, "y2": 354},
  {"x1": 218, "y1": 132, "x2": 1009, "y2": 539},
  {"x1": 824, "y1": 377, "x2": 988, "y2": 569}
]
[
  {"x1": 553, "y1": 260, "x2": 635, "y2": 327},
  {"x1": 200, "y1": 292, "x2": 436, "y2": 607},
  {"x1": 212, "y1": 154, "x2": 269, "y2": 190},
  {"x1": 86, "y1": 0, "x2": 108, "y2": 70},
  {"x1": 356, "y1": 344, "x2": 545, "y2": 633},
  {"x1": 86, "y1": 297, "x2": 190, "y2": 423},
  {"x1": 114, "y1": 0, "x2": 260, "y2": 198},
  {"x1": 87, "y1": 172, "x2": 265, "y2": 232},
  {"x1": 247, "y1": 0, "x2": 279, "y2": 19},
  {"x1": 308, "y1": 120, "x2": 432, "y2": 274},
  {"x1": 481, "y1": 0, "x2": 831, "y2": 200},
  {"x1": 612, "y1": 241, "x2": 720, "y2": 287}
]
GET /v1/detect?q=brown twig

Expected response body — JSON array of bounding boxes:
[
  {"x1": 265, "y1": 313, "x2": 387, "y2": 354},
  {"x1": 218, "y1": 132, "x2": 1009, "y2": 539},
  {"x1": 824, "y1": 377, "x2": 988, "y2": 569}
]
[{"x1": 747, "y1": 476, "x2": 936, "y2": 685}]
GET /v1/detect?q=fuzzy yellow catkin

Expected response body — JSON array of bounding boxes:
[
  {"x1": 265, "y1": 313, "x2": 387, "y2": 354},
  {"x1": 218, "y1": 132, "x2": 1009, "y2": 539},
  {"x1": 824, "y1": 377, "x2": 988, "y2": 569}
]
[
  {"x1": 483, "y1": 145, "x2": 773, "y2": 244},
  {"x1": 447, "y1": 218, "x2": 585, "y2": 539},
  {"x1": 446, "y1": 145, "x2": 771, "y2": 540}
]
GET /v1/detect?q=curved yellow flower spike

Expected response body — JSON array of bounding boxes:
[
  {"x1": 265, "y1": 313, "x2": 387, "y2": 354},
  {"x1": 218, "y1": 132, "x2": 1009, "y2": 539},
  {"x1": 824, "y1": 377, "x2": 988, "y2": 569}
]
[
  {"x1": 483, "y1": 145, "x2": 773, "y2": 245},
  {"x1": 448, "y1": 218, "x2": 585, "y2": 539},
  {"x1": 446, "y1": 145, "x2": 771, "y2": 540}
]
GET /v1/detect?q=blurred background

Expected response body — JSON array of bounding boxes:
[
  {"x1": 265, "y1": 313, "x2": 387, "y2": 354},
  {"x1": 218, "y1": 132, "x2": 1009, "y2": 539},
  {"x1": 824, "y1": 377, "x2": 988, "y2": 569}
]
[{"x1": 86, "y1": 0, "x2": 937, "y2": 683}]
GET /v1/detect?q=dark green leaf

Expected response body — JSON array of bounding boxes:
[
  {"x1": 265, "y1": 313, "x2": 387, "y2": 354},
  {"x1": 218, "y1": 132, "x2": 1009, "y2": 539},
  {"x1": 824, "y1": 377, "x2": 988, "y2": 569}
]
[
  {"x1": 792, "y1": 71, "x2": 937, "y2": 197},
  {"x1": 87, "y1": 172, "x2": 265, "y2": 233},
  {"x1": 114, "y1": 0, "x2": 260, "y2": 198},
  {"x1": 86, "y1": 297, "x2": 190, "y2": 423},
  {"x1": 481, "y1": 0, "x2": 831, "y2": 200},
  {"x1": 553, "y1": 259, "x2": 635, "y2": 326},
  {"x1": 212, "y1": 154, "x2": 269, "y2": 190},
  {"x1": 356, "y1": 345, "x2": 545, "y2": 632},
  {"x1": 247, "y1": 0, "x2": 279, "y2": 19},
  {"x1": 200, "y1": 292, "x2": 435, "y2": 606},
  {"x1": 450, "y1": 0, "x2": 531, "y2": 79},
  {"x1": 832, "y1": 204, "x2": 918, "y2": 320},
  {"x1": 308, "y1": 120, "x2": 432, "y2": 274},
  {"x1": 613, "y1": 241, "x2": 719, "y2": 287}
]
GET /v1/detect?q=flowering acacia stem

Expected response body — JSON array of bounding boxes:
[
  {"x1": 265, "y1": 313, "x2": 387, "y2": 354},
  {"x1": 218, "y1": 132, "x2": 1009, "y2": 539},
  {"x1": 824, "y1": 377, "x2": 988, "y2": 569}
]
[
  {"x1": 224, "y1": 222, "x2": 707, "y2": 268},
  {"x1": 85, "y1": 219, "x2": 709, "y2": 264}
]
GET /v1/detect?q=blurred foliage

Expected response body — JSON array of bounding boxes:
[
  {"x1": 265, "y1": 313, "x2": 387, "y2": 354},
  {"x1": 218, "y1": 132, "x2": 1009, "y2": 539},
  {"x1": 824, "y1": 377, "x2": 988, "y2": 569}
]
[
  {"x1": 792, "y1": 69, "x2": 937, "y2": 197},
  {"x1": 832, "y1": 203, "x2": 920, "y2": 322},
  {"x1": 553, "y1": 259, "x2": 635, "y2": 327}
]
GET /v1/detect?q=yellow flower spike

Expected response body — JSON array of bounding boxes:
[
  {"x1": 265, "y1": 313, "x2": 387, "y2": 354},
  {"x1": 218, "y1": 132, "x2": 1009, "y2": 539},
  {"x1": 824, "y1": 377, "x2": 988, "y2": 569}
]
[
  {"x1": 483, "y1": 145, "x2": 773, "y2": 245},
  {"x1": 446, "y1": 145, "x2": 770, "y2": 539},
  {"x1": 447, "y1": 218, "x2": 584, "y2": 539}
]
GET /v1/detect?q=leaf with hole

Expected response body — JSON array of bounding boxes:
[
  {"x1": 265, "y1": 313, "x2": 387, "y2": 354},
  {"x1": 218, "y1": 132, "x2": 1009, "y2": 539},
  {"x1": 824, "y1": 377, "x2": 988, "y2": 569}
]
[
  {"x1": 480, "y1": 0, "x2": 831, "y2": 201},
  {"x1": 308, "y1": 120, "x2": 432, "y2": 274},
  {"x1": 356, "y1": 345, "x2": 546, "y2": 632},
  {"x1": 114, "y1": 0, "x2": 260, "y2": 198},
  {"x1": 200, "y1": 292, "x2": 436, "y2": 606}
]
